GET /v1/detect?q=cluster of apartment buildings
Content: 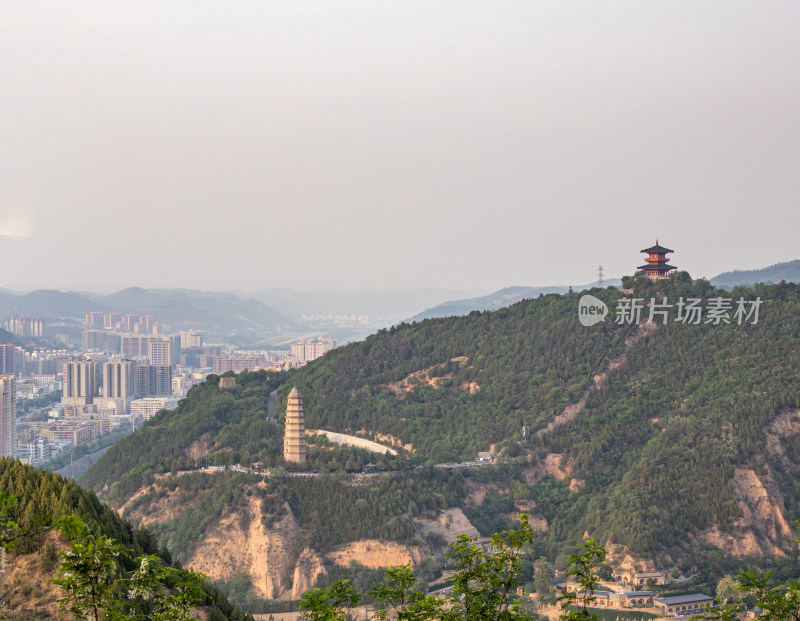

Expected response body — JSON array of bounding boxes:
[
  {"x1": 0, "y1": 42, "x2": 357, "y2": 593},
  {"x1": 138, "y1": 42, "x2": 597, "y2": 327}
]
[
  {"x1": 0, "y1": 307, "x2": 341, "y2": 466},
  {"x1": 4, "y1": 315, "x2": 44, "y2": 338}
]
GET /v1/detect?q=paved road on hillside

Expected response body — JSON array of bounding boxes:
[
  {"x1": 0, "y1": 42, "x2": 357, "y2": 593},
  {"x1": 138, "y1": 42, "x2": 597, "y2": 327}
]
[{"x1": 267, "y1": 389, "x2": 277, "y2": 421}]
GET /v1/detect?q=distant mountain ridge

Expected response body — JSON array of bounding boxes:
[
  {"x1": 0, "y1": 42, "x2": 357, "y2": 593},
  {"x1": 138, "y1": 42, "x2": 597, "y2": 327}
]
[
  {"x1": 406, "y1": 281, "x2": 622, "y2": 322},
  {"x1": 0, "y1": 287, "x2": 293, "y2": 334},
  {"x1": 409, "y1": 258, "x2": 800, "y2": 321},
  {"x1": 711, "y1": 259, "x2": 800, "y2": 289}
]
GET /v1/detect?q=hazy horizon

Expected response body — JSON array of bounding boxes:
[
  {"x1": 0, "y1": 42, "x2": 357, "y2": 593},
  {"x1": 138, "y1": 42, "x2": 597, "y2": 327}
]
[{"x1": 2, "y1": 1, "x2": 799, "y2": 292}]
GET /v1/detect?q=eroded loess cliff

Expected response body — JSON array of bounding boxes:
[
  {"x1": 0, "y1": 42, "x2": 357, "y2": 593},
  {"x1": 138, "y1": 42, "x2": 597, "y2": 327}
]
[{"x1": 186, "y1": 497, "x2": 326, "y2": 600}]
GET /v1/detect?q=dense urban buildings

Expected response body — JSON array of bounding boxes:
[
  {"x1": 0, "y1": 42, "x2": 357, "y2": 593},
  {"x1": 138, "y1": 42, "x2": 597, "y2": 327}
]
[
  {"x1": 5, "y1": 316, "x2": 44, "y2": 338},
  {"x1": 130, "y1": 396, "x2": 180, "y2": 420},
  {"x1": 291, "y1": 336, "x2": 337, "y2": 363},
  {"x1": 2, "y1": 305, "x2": 342, "y2": 464}
]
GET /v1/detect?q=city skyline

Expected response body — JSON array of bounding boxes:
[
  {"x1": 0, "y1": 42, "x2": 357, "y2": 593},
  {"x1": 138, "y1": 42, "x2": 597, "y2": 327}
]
[{"x1": 2, "y1": 1, "x2": 799, "y2": 292}]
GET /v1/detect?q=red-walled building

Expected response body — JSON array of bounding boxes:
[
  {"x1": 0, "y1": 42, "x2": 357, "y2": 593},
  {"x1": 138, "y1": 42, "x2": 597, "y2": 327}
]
[{"x1": 638, "y1": 241, "x2": 676, "y2": 280}]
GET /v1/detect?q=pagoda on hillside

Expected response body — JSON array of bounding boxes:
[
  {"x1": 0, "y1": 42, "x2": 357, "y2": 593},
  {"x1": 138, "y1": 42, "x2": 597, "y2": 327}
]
[
  {"x1": 638, "y1": 241, "x2": 676, "y2": 281},
  {"x1": 283, "y1": 387, "x2": 307, "y2": 463}
]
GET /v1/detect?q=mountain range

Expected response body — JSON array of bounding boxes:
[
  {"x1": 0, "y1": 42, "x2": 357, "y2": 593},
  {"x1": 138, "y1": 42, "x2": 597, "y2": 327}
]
[
  {"x1": 0, "y1": 287, "x2": 294, "y2": 337},
  {"x1": 710, "y1": 259, "x2": 800, "y2": 289},
  {"x1": 3, "y1": 258, "x2": 800, "y2": 344}
]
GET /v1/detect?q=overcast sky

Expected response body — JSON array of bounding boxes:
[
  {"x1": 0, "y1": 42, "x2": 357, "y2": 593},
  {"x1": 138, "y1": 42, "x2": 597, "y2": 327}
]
[{"x1": 1, "y1": 1, "x2": 798, "y2": 293}]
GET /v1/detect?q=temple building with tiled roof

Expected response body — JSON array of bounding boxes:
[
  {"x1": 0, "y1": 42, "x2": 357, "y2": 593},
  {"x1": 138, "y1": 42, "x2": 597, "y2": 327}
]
[{"x1": 638, "y1": 241, "x2": 676, "y2": 281}]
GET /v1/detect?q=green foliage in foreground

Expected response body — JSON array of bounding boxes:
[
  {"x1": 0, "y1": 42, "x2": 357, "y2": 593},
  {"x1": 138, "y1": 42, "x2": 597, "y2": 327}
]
[
  {"x1": 0, "y1": 460, "x2": 250, "y2": 621},
  {"x1": 560, "y1": 610, "x2": 657, "y2": 621},
  {"x1": 300, "y1": 514, "x2": 537, "y2": 621},
  {"x1": 299, "y1": 516, "x2": 800, "y2": 621},
  {"x1": 51, "y1": 520, "x2": 212, "y2": 621}
]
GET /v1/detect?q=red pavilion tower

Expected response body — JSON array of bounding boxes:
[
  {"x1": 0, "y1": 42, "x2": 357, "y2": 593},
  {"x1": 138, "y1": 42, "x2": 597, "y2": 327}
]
[{"x1": 638, "y1": 241, "x2": 676, "y2": 281}]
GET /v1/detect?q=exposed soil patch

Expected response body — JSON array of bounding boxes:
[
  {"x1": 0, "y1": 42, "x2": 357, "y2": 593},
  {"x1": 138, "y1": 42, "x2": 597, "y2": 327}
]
[
  {"x1": 523, "y1": 453, "x2": 570, "y2": 485},
  {"x1": 184, "y1": 432, "x2": 213, "y2": 461},
  {"x1": 0, "y1": 531, "x2": 69, "y2": 620},
  {"x1": 325, "y1": 540, "x2": 420, "y2": 570},
  {"x1": 187, "y1": 498, "x2": 307, "y2": 600},
  {"x1": 730, "y1": 467, "x2": 791, "y2": 546},
  {"x1": 414, "y1": 507, "x2": 481, "y2": 543},
  {"x1": 604, "y1": 542, "x2": 658, "y2": 574},
  {"x1": 370, "y1": 432, "x2": 415, "y2": 453},
  {"x1": 696, "y1": 526, "x2": 766, "y2": 557},
  {"x1": 763, "y1": 409, "x2": 800, "y2": 469},
  {"x1": 119, "y1": 484, "x2": 184, "y2": 526},
  {"x1": 385, "y1": 357, "x2": 473, "y2": 396}
]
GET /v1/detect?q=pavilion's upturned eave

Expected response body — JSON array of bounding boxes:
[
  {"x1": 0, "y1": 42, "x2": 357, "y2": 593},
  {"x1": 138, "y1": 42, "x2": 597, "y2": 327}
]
[
  {"x1": 641, "y1": 243, "x2": 674, "y2": 254},
  {"x1": 637, "y1": 263, "x2": 676, "y2": 271}
]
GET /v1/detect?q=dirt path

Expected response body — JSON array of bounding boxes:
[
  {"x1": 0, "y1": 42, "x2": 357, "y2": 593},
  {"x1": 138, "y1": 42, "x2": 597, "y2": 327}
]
[{"x1": 536, "y1": 322, "x2": 656, "y2": 438}]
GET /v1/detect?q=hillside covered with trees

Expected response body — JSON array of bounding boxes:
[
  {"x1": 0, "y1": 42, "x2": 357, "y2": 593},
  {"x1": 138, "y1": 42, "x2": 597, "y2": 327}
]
[
  {"x1": 79, "y1": 273, "x2": 800, "y2": 606},
  {"x1": 0, "y1": 459, "x2": 253, "y2": 620}
]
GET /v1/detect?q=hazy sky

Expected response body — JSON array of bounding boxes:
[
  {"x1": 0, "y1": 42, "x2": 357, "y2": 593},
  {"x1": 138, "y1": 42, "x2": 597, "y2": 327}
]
[{"x1": 2, "y1": 1, "x2": 799, "y2": 293}]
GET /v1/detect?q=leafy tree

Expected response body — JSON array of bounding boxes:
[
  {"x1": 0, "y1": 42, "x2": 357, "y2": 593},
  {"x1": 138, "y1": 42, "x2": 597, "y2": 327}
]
[
  {"x1": 714, "y1": 575, "x2": 742, "y2": 605},
  {"x1": 557, "y1": 539, "x2": 606, "y2": 620},
  {"x1": 444, "y1": 514, "x2": 534, "y2": 620},
  {"x1": 127, "y1": 555, "x2": 207, "y2": 620},
  {"x1": 533, "y1": 556, "x2": 556, "y2": 605},
  {"x1": 596, "y1": 564, "x2": 613, "y2": 582},
  {"x1": 370, "y1": 565, "x2": 441, "y2": 620},
  {"x1": 298, "y1": 579, "x2": 361, "y2": 620},
  {"x1": 51, "y1": 532, "x2": 128, "y2": 621}
]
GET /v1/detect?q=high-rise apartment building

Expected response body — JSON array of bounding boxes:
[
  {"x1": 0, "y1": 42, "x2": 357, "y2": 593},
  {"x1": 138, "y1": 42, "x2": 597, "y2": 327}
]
[
  {"x1": 291, "y1": 337, "x2": 338, "y2": 363},
  {"x1": 136, "y1": 365, "x2": 172, "y2": 396},
  {"x1": 85, "y1": 311, "x2": 105, "y2": 328},
  {"x1": 148, "y1": 340, "x2": 171, "y2": 366},
  {"x1": 0, "y1": 344, "x2": 16, "y2": 375},
  {"x1": 103, "y1": 359, "x2": 136, "y2": 403},
  {"x1": 63, "y1": 360, "x2": 99, "y2": 406},
  {"x1": 6, "y1": 316, "x2": 44, "y2": 338},
  {"x1": 103, "y1": 312, "x2": 122, "y2": 330},
  {"x1": 139, "y1": 315, "x2": 154, "y2": 334},
  {"x1": 0, "y1": 375, "x2": 16, "y2": 458},
  {"x1": 179, "y1": 331, "x2": 203, "y2": 349}
]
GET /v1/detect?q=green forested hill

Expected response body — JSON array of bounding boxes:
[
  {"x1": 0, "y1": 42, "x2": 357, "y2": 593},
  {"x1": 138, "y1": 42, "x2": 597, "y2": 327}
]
[
  {"x1": 80, "y1": 273, "x2": 800, "y2": 589},
  {"x1": 80, "y1": 370, "x2": 289, "y2": 500},
  {"x1": 0, "y1": 459, "x2": 252, "y2": 620},
  {"x1": 287, "y1": 288, "x2": 633, "y2": 461}
]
